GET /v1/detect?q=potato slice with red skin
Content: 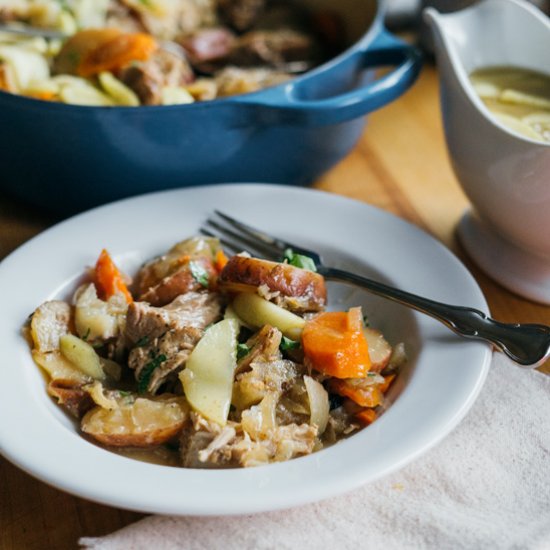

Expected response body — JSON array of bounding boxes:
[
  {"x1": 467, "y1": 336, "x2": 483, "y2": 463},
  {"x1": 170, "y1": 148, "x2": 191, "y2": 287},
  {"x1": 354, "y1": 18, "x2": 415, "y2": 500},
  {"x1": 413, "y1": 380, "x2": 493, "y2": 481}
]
[
  {"x1": 48, "y1": 379, "x2": 94, "y2": 418},
  {"x1": 219, "y1": 256, "x2": 327, "y2": 312},
  {"x1": 30, "y1": 301, "x2": 72, "y2": 353},
  {"x1": 81, "y1": 395, "x2": 188, "y2": 447},
  {"x1": 364, "y1": 328, "x2": 392, "y2": 373},
  {"x1": 137, "y1": 256, "x2": 217, "y2": 306}
]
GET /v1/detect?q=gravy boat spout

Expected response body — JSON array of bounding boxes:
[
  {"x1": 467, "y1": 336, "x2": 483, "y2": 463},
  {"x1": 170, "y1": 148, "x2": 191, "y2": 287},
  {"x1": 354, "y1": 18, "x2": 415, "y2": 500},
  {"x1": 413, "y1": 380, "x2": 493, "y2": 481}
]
[{"x1": 424, "y1": 0, "x2": 550, "y2": 304}]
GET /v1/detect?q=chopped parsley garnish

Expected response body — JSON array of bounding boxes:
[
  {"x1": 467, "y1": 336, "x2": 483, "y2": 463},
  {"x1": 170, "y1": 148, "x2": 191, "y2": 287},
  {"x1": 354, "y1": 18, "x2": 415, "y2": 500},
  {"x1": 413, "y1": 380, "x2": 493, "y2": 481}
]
[
  {"x1": 137, "y1": 353, "x2": 166, "y2": 394},
  {"x1": 363, "y1": 315, "x2": 370, "y2": 327},
  {"x1": 136, "y1": 335, "x2": 149, "y2": 347},
  {"x1": 280, "y1": 336, "x2": 300, "y2": 351},
  {"x1": 236, "y1": 343, "x2": 250, "y2": 360},
  {"x1": 81, "y1": 327, "x2": 91, "y2": 341},
  {"x1": 189, "y1": 261, "x2": 210, "y2": 287},
  {"x1": 282, "y1": 248, "x2": 317, "y2": 272}
]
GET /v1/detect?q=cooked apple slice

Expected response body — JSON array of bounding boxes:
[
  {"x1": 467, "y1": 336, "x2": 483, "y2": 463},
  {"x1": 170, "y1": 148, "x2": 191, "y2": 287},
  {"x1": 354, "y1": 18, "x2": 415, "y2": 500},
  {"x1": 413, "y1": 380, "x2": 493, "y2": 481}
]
[
  {"x1": 179, "y1": 318, "x2": 239, "y2": 425},
  {"x1": 363, "y1": 327, "x2": 392, "y2": 373},
  {"x1": 219, "y1": 256, "x2": 326, "y2": 312},
  {"x1": 231, "y1": 292, "x2": 305, "y2": 340},
  {"x1": 59, "y1": 334, "x2": 106, "y2": 380}
]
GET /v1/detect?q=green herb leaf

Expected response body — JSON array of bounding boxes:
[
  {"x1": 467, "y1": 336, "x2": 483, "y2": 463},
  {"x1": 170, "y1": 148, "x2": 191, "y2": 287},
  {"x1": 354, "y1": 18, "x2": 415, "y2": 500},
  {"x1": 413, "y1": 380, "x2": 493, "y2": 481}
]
[
  {"x1": 189, "y1": 261, "x2": 210, "y2": 287},
  {"x1": 137, "y1": 353, "x2": 166, "y2": 394},
  {"x1": 236, "y1": 343, "x2": 250, "y2": 360},
  {"x1": 81, "y1": 327, "x2": 91, "y2": 341},
  {"x1": 280, "y1": 336, "x2": 300, "y2": 351},
  {"x1": 136, "y1": 335, "x2": 149, "y2": 347},
  {"x1": 282, "y1": 248, "x2": 317, "y2": 272},
  {"x1": 363, "y1": 315, "x2": 370, "y2": 328}
]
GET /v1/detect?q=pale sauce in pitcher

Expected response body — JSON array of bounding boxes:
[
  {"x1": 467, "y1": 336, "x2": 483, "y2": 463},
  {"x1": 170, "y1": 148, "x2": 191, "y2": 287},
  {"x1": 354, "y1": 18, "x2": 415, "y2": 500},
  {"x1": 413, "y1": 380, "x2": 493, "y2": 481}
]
[{"x1": 470, "y1": 66, "x2": 550, "y2": 143}]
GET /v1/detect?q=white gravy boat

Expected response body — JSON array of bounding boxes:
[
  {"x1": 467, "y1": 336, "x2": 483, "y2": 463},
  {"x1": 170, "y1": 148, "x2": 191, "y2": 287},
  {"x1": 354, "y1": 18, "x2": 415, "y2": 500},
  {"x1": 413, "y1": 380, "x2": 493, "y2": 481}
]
[{"x1": 425, "y1": 0, "x2": 550, "y2": 304}]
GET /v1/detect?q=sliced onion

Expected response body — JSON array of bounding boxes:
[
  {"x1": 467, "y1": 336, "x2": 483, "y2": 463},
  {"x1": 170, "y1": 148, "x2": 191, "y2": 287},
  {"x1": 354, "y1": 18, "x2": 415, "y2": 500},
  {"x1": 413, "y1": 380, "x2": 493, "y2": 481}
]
[{"x1": 304, "y1": 375, "x2": 329, "y2": 435}]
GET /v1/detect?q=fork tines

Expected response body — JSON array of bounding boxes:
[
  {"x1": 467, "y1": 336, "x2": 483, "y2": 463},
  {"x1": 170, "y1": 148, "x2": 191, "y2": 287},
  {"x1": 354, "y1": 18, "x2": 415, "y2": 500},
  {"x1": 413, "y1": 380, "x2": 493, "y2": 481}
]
[{"x1": 201, "y1": 211, "x2": 313, "y2": 262}]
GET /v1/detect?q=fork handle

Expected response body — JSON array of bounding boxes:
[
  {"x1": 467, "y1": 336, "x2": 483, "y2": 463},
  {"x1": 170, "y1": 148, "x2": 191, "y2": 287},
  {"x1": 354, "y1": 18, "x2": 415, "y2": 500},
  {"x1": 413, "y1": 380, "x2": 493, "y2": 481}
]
[{"x1": 320, "y1": 267, "x2": 550, "y2": 367}]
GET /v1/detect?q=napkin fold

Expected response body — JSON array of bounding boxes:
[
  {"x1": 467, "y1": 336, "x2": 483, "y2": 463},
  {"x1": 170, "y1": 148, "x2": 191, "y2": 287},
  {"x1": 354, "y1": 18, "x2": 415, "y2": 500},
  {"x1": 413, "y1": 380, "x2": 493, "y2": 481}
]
[{"x1": 80, "y1": 355, "x2": 550, "y2": 550}]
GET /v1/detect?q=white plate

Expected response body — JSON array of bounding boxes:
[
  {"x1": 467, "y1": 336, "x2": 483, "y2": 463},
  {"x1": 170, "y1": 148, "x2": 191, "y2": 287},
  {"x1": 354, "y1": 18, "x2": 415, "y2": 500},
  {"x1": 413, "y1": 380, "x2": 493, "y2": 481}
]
[{"x1": 0, "y1": 184, "x2": 492, "y2": 515}]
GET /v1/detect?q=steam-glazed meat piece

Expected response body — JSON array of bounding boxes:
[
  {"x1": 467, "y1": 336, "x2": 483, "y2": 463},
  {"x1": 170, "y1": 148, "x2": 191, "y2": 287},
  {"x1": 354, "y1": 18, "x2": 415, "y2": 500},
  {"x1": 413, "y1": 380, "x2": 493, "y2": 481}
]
[
  {"x1": 116, "y1": 47, "x2": 194, "y2": 105},
  {"x1": 125, "y1": 291, "x2": 222, "y2": 344},
  {"x1": 236, "y1": 324, "x2": 282, "y2": 373},
  {"x1": 179, "y1": 27, "x2": 236, "y2": 68},
  {"x1": 129, "y1": 326, "x2": 203, "y2": 393},
  {"x1": 125, "y1": 291, "x2": 221, "y2": 392},
  {"x1": 217, "y1": 0, "x2": 266, "y2": 32},
  {"x1": 180, "y1": 411, "x2": 316, "y2": 468},
  {"x1": 230, "y1": 29, "x2": 318, "y2": 70},
  {"x1": 180, "y1": 411, "x2": 230, "y2": 468}
]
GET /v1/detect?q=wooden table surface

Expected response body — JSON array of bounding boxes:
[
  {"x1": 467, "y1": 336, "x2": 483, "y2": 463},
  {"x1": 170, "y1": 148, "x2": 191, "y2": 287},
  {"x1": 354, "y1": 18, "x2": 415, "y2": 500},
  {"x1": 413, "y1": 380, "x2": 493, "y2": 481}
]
[{"x1": 1, "y1": 63, "x2": 549, "y2": 549}]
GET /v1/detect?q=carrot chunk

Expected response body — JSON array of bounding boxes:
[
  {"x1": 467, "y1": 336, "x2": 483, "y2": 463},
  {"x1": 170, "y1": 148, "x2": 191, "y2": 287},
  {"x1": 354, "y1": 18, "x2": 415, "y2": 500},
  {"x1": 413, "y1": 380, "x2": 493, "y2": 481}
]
[
  {"x1": 328, "y1": 379, "x2": 383, "y2": 407},
  {"x1": 302, "y1": 307, "x2": 371, "y2": 378},
  {"x1": 94, "y1": 249, "x2": 133, "y2": 303},
  {"x1": 78, "y1": 33, "x2": 157, "y2": 77},
  {"x1": 215, "y1": 250, "x2": 229, "y2": 272},
  {"x1": 379, "y1": 374, "x2": 396, "y2": 394},
  {"x1": 355, "y1": 408, "x2": 377, "y2": 426}
]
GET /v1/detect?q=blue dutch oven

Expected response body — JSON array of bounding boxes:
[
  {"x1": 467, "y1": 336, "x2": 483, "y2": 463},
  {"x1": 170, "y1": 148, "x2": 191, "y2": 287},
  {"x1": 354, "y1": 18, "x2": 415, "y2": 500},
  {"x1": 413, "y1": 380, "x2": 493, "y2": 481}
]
[{"x1": 0, "y1": 0, "x2": 421, "y2": 214}]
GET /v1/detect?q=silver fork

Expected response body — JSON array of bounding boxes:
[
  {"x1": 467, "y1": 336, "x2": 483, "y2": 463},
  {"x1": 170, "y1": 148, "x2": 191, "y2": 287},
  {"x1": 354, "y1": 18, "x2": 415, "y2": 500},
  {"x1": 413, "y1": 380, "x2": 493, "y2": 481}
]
[{"x1": 202, "y1": 210, "x2": 550, "y2": 368}]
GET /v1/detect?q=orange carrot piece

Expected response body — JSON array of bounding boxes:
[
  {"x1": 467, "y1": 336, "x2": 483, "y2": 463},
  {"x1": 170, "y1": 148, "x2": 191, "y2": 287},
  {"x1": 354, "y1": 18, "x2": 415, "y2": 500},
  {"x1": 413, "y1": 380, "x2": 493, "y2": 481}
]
[
  {"x1": 328, "y1": 379, "x2": 382, "y2": 407},
  {"x1": 78, "y1": 32, "x2": 157, "y2": 77},
  {"x1": 302, "y1": 308, "x2": 371, "y2": 378},
  {"x1": 215, "y1": 250, "x2": 229, "y2": 272},
  {"x1": 355, "y1": 408, "x2": 377, "y2": 426},
  {"x1": 94, "y1": 249, "x2": 133, "y2": 303},
  {"x1": 379, "y1": 374, "x2": 396, "y2": 394},
  {"x1": 28, "y1": 91, "x2": 56, "y2": 101}
]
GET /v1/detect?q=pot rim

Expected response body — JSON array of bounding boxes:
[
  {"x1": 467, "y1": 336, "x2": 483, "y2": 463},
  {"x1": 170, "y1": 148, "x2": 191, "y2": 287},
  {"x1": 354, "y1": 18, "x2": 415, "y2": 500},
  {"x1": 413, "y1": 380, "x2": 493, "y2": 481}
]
[{"x1": 0, "y1": 0, "x2": 384, "y2": 113}]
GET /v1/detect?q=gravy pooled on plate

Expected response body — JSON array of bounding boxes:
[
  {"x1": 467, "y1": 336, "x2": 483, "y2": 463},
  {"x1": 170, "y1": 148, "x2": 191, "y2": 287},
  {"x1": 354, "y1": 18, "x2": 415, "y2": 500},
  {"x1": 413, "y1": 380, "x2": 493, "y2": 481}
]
[{"x1": 470, "y1": 66, "x2": 550, "y2": 143}]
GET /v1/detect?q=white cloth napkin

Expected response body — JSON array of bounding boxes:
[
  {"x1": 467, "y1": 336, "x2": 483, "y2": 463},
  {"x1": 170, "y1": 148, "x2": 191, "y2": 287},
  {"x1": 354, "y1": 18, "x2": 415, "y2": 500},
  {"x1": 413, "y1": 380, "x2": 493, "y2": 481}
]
[{"x1": 80, "y1": 354, "x2": 550, "y2": 550}]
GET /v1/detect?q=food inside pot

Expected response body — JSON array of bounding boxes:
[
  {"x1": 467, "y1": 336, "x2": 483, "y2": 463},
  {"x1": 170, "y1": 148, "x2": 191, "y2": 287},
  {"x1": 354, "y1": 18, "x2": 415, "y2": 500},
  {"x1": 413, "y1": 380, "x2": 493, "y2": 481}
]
[
  {"x1": 0, "y1": 0, "x2": 344, "y2": 105},
  {"x1": 26, "y1": 236, "x2": 405, "y2": 468},
  {"x1": 470, "y1": 66, "x2": 550, "y2": 143}
]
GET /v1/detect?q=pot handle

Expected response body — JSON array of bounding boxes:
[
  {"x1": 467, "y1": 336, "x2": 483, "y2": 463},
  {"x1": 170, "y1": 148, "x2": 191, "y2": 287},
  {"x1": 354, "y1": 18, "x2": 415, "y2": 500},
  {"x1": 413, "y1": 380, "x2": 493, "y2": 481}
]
[{"x1": 235, "y1": 29, "x2": 422, "y2": 126}]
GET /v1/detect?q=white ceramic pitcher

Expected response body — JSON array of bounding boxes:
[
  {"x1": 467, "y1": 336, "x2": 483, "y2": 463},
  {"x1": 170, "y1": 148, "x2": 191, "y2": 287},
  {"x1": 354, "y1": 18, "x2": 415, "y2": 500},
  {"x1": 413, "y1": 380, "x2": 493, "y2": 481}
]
[{"x1": 425, "y1": 0, "x2": 550, "y2": 304}]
